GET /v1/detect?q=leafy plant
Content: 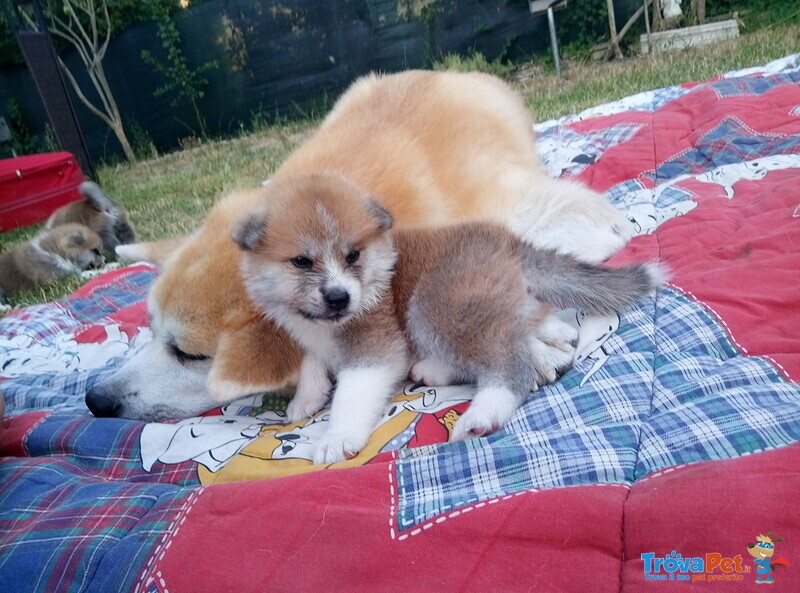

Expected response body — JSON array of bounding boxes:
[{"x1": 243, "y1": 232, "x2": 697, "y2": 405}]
[
  {"x1": 141, "y1": 10, "x2": 217, "y2": 137},
  {"x1": 5, "y1": 99, "x2": 42, "y2": 156}
]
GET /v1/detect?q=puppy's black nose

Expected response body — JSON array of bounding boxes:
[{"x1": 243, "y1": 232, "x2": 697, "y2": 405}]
[
  {"x1": 323, "y1": 287, "x2": 350, "y2": 311},
  {"x1": 85, "y1": 387, "x2": 122, "y2": 418}
]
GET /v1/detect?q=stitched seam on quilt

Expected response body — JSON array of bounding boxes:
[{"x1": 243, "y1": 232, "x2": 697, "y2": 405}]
[
  {"x1": 135, "y1": 486, "x2": 205, "y2": 593},
  {"x1": 667, "y1": 283, "x2": 794, "y2": 383},
  {"x1": 20, "y1": 412, "x2": 50, "y2": 457},
  {"x1": 389, "y1": 450, "x2": 629, "y2": 541}
]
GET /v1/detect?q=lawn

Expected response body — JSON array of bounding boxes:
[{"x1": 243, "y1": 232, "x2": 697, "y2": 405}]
[{"x1": 2, "y1": 21, "x2": 799, "y2": 309}]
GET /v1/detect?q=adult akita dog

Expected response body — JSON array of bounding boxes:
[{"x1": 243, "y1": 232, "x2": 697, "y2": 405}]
[{"x1": 87, "y1": 70, "x2": 632, "y2": 421}]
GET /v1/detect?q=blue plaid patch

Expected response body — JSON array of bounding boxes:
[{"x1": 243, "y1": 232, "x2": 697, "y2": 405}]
[
  {"x1": 709, "y1": 72, "x2": 800, "y2": 99},
  {"x1": 653, "y1": 117, "x2": 800, "y2": 182},
  {"x1": 394, "y1": 287, "x2": 800, "y2": 529},
  {"x1": 0, "y1": 459, "x2": 193, "y2": 593}
]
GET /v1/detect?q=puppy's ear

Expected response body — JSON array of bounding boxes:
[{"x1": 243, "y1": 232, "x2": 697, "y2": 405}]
[
  {"x1": 367, "y1": 199, "x2": 393, "y2": 231},
  {"x1": 115, "y1": 236, "x2": 187, "y2": 265},
  {"x1": 206, "y1": 318, "x2": 301, "y2": 401},
  {"x1": 233, "y1": 209, "x2": 269, "y2": 251}
]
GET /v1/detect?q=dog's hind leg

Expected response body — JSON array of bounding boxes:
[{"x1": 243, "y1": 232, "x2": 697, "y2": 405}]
[{"x1": 449, "y1": 338, "x2": 537, "y2": 442}]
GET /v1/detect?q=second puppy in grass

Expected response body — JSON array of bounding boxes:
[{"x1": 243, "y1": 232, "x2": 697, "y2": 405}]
[{"x1": 235, "y1": 174, "x2": 661, "y2": 464}]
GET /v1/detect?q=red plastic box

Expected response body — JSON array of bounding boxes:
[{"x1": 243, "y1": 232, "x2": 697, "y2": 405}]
[{"x1": 0, "y1": 152, "x2": 85, "y2": 231}]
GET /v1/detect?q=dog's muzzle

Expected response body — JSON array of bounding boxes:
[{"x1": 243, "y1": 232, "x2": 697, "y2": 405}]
[{"x1": 85, "y1": 386, "x2": 123, "y2": 418}]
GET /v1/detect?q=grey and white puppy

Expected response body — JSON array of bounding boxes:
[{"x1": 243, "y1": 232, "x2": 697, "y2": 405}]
[
  {"x1": 235, "y1": 175, "x2": 661, "y2": 464},
  {"x1": 0, "y1": 223, "x2": 105, "y2": 303},
  {"x1": 46, "y1": 181, "x2": 136, "y2": 254}
]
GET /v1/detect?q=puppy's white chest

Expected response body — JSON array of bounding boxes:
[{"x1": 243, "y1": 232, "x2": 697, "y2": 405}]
[{"x1": 286, "y1": 317, "x2": 341, "y2": 366}]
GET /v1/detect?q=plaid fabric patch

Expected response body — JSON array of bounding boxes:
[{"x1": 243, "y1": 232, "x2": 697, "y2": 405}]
[
  {"x1": 0, "y1": 459, "x2": 192, "y2": 593},
  {"x1": 652, "y1": 117, "x2": 800, "y2": 183},
  {"x1": 709, "y1": 71, "x2": 800, "y2": 99},
  {"x1": 394, "y1": 287, "x2": 800, "y2": 529}
]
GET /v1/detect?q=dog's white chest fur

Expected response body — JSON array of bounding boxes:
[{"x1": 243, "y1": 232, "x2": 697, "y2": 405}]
[{"x1": 282, "y1": 314, "x2": 342, "y2": 368}]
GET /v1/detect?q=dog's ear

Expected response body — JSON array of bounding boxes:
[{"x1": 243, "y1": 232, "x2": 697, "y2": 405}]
[
  {"x1": 367, "y1": 199, "x2": 393, "y2": 231},
  {"x1": 206, "y1": 318, "x2": 301, "y2": 401},
  {"x1": 115, "y1": 236, "x2": 188, "y2": 265},
  {"x1": 232, "y1": 209, "x2": 269, "y2": 251}
]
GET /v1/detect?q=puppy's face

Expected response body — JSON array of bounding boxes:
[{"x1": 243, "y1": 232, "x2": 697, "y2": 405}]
[
  {"x1": 58, "y1": 225, "x2": 106, "y2": 270},
  {"x1": 235, "y1": 174, "x2": 396, "y2": 326}
]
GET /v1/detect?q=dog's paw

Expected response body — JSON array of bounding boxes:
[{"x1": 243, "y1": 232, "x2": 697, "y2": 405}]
[
  {"x1": 450, "y1": 386, "x2": 518, "y2": 442},
  {"x1": 313, "y1": 431, "x2": 368, "y2": 465},
  {"x1": 409, "y1": 358, "x2": 455, "y2": 386},
  {"x1": 529, "y1": 316, "x2": 578, "y2": 387},
  {"x1": 285, "y1": 394, "x2": 328, "y2": 423}
]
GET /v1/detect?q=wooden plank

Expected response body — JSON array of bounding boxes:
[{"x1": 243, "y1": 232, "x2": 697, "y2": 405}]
[
  {"x1": 529, "y1": 0, "x2": 567, "y2": 15},
  {"x1": 641, "y1": 19, "x2": 739, "y2": 54}
]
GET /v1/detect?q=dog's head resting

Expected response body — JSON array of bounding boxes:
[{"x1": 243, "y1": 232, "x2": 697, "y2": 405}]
[
  {"x1": 43, "y1": 223, "x2": 106, "y2": 270},
  {"x1": 233, "y1": 174, "x2": 396, "y2": 330},
  {"x1": 85, "y1": 187, "x2": 302, "y2": 422}
]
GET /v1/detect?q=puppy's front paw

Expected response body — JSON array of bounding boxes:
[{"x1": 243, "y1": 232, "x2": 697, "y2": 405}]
[
  {"x1": 409, "y1": 358, "x2": 455, "y2": 386},
  {"x1": 285, "y1": 394, "x2": 328, "y2": 423},
  {"x1": 313, "y1": 432, "x2": 369, "y2": 465}
]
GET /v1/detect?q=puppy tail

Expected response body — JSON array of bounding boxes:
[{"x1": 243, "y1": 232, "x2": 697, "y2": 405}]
[
  {"x1": 116, "y1": 236, "x2": 189, "y2": 265},
  {"x1": 79, "y1": 181, "x2": 115, "y2": 213},
  {"x1": 521, "y1": 246, "x2": 666, "y2": 314}
]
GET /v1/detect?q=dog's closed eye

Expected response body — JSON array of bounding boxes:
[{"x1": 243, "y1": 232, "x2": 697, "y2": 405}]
[{"x1": 170, "y1": 344, "x2": 210, "y2": 364}]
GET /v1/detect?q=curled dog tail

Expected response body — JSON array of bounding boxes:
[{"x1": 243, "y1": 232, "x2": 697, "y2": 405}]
[
  {"x1": 521, "y1": 245, "x2": 665, "y2": 314},
  {"x1": 79, "y1": 181, "x2": 116, "y2": 213}
]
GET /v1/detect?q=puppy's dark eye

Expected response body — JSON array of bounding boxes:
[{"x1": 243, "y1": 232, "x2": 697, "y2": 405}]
[
  {"x1": 345, "y1": 250, "x2": 360, "y2": 265},
  {"x1": 291, "y1": 256, "x2": 313, "y2": 269},
  {"x1": 171, "y1": 344, "x2": 209, "y2": 364},
  {"x1": 92, "y1": 249, "x2": 102, "y2": 256}
]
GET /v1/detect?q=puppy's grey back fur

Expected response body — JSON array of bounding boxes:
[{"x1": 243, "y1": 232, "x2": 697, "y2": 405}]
[{"x1": 396, "y1": 222, "x2": 660, "y2": 419}]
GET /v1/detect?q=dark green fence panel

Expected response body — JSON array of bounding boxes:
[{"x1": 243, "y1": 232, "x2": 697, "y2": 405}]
[{"x1": 0, "y1": 0, "x2": 638, "y2": 162}]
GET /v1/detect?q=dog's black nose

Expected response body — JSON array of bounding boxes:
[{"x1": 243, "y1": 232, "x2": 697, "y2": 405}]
[
  {"x1": 85, "y1": 387, "x2": 122, "y2": 418},
  {"x1": 323, "y1": 287, "x2": 350, "y2": 311}
]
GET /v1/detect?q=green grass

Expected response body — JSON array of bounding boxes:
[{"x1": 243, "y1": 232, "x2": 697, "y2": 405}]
[
  {"x1": 2, "y1": 21, "x2": 799, "y2": 310},
  {"x1": 514, "y1": 23, "x2": 800, "y2": 121}
]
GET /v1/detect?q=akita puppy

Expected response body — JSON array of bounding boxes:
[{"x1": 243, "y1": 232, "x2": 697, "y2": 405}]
[
  {"x1": 90, "y1": 70, "x2": 632, "y2": 422},
  {"x1": 47, "y1": 181, "x2": 136, "y2": 254},
  {"x1": 235, "y1": 175, "x2": 660, "y2": 464},
  {"x1": 0, "y1": 223, "x2": 105, "y2": 302}
]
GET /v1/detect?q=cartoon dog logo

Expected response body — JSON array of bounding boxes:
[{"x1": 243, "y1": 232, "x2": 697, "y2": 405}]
[{"x1": 747, "y1": 532, "x2": 790, "y2": 584}]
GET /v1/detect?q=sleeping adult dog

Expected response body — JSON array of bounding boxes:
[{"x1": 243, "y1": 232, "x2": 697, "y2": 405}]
[{"x1": 86, "y1": 70, "x2": 632, "y2": 421}]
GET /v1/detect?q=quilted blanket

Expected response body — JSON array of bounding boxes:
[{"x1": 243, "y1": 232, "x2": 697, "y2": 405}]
[{"x1": 2, "y1": 55, "x2": 800, "y2": 592}]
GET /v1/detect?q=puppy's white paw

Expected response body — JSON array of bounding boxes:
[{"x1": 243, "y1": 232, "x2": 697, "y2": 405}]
[
  {"x1": 286, "y1": 392, "x2": 328, "y2": 423},
  {"x1": 529, "y1": 315, "x2": 579, "y2": 387},
  {"x1": 537, "y1": 315, "x2": 579, "y2": 349},
  {"x1": 287, "y1": 358, "x2": 332, "y2": 422},
  {"x1": 450, "y1": 386, "x2": 518, "y2": 442},
  {"x1": 409, "y1": 358, "x2": 455, "y2": 386},
  {"x1": 313, "y1": 431, "x2": 368, "y2": 465}
]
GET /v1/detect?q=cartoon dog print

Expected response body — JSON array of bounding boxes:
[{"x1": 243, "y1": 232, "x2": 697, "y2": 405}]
[
  {"x1": 140, "y1": 407, "x2": 288, "y2": 472},
  {"x1": 747, "y1": 532, "x2": 790, "y2": 584},
  {"x1": 617, "y1": 153, "x2": 800, "y2": 235},
  {"x1": 575, "y1": 311, "x2": 621, "y2": 386},
  {"x1": 1, "y1": 324, "x2": 148, "y2": 378}
]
